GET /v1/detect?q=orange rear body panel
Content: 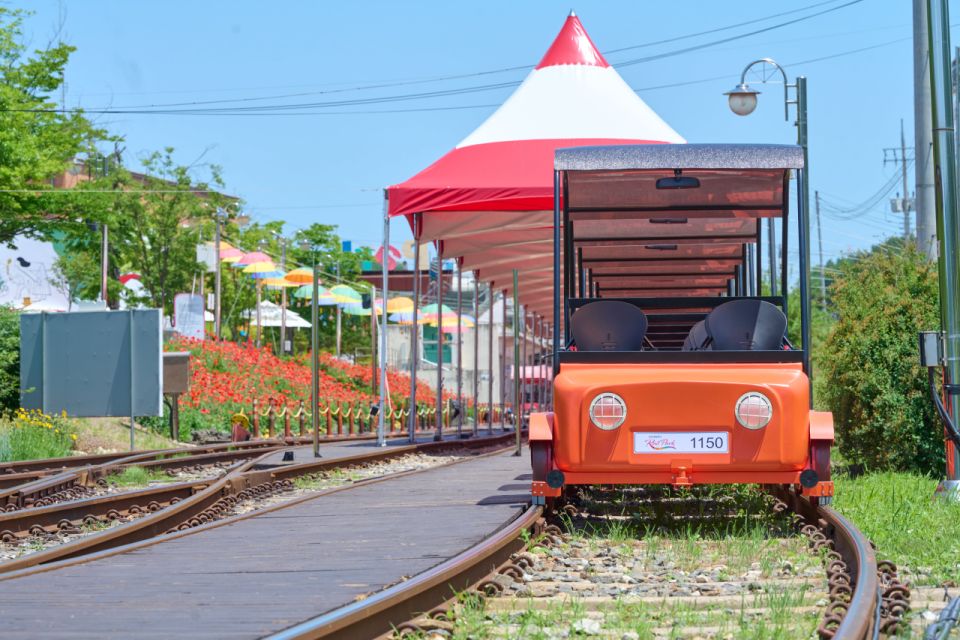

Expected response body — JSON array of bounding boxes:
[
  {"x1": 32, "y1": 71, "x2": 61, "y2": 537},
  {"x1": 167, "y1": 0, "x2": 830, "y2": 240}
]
[{"x1": 552, "y1": 362, "x2": 811, "y2": 486}]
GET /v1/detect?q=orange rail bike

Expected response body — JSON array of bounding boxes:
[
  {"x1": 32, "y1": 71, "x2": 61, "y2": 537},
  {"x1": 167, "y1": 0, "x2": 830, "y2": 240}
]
[{"x1": 530, "y1": 144, "x2": 833, "y2": 505}]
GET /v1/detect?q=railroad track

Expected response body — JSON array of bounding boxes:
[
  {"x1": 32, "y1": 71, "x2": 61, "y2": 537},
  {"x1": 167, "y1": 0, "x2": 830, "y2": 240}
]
[
  {"x1": 270, "y1": 484, "x2": 903, "y2": 640},
  {"x1": 0, "y1": 439, "x2": 286, "y2": 510},
  {"x1": 0, "y1": 432, "x2": 516, "y2": 574}
]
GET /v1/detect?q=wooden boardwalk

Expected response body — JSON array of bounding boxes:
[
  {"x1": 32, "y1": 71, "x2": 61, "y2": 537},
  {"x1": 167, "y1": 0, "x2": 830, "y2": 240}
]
[
  {"x1": 0, "y1": 447, "x2": 530, "y2": 639},
  {"x1": 255, "y1": 427, "x2": 515, "y2": 467}
]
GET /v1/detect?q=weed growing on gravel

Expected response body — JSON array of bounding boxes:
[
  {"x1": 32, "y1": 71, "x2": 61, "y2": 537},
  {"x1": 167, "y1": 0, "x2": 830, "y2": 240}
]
[
  {"x1": 833, "y1": 471, "x2": 960, "y2": 585},
  {"x1": 106, "y1": 466, "x2": 174, "y2": 487}
]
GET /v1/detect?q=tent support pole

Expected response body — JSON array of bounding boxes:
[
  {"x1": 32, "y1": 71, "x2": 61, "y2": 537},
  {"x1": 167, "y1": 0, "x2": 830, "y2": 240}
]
[
  {"x1": 409, "y1": 215, "x2": 420, "y2": 443},
  {"x1": 512, "y1": 270, "x2": 521, "y2": 455},
  {"x1": 472, "y1": 274, "x2": 479, "y2": 437},
  {"x1": 456, "y1": 263, "x2": 463, "y2": 438},
  {"x1": 377, "y1": 197, "x2": 389, "y2": 447},
  {"x1": 487, "y1": 282, "x2": 494, "y2": 435},
  {"x1": 521, "y1": 305, "x2": 528, "y2": 427},
  {"x1": 434, "y1": 246, "x2": 444, "y2": 442},
  {"x1": 501, "y1": 288, "x2": 507, "y2": 430},
  {"x1": 538, "y1": 314, "x2": 545, "y2": 412}
]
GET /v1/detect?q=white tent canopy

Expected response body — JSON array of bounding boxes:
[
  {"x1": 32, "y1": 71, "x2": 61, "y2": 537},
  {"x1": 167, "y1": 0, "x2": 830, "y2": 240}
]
[{"x1": 245, "y1": 301, "x2": 311, "y2": 329}]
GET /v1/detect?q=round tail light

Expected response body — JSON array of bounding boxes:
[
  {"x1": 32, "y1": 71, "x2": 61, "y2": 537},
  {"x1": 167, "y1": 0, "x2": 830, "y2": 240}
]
[
  {"x1": 735, "y1": 392, "x2": 773, "y2": 429},
  {"x1": 589, "y1": 393, "x2": 626, "y2": 430}
]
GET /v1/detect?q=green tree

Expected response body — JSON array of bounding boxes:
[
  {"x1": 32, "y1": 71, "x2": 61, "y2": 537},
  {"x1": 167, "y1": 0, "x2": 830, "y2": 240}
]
[
  {"x1": 0, "y1": 8, "x2": 107, "y2": 246},
  {"x1": 56, "y1": 149, "x2": 235, "y2": 315},
  {"x1": 820, "y1": 241, "x2": 942, "y2": 473},
  {"x1": 0, "y1": 306, "x2": 18, "y2": 412}
]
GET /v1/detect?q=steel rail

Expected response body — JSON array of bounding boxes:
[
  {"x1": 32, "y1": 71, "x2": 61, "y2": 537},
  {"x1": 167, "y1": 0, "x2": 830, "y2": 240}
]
[
  {"x1": 0, "y1": 479, "x2": 210, "y2": 540},
  {"x1": 267, "y1": 505, "x2": 543, "y2": 640},
  {"x1": 773, "y1": 488, "x2": 879, "y2": 640},
  {"x1": 284, "y1": 485, "x2": 878, "y2": 640},
  {"x1": 0, "y1": 430, "x2": 476, "y2": 502},
  {"x1": 818, "y1": 505, "x2": 879, "y2": 640},
  {"x1": 0, "y1": 432, "x2": 517, "y2": 575},
  {"x1": 0, "y1": 439, "x2": 283, "y2": 504}
]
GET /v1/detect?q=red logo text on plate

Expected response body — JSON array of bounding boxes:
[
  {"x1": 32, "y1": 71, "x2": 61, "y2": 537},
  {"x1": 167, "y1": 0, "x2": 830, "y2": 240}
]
[{"x1": 645, "y1": 437, "x2": 676, "y2": 451}]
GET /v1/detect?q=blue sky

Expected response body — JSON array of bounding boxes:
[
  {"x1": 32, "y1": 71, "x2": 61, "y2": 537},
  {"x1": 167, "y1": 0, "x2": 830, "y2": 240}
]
[{"x1": 16, "y1": 0, "x2": 951, "y2": 266}]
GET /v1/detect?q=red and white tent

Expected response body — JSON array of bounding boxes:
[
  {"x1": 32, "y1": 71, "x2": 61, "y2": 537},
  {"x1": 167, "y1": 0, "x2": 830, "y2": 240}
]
[{"x1": 386, "y1": 12, "x2": 684, "y2": 317}]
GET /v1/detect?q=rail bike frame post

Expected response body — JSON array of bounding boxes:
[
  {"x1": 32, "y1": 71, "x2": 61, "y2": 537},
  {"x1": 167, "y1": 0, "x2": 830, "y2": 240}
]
[{"x1": 552, "y1": 170, "x2": 561, "y2": 374}]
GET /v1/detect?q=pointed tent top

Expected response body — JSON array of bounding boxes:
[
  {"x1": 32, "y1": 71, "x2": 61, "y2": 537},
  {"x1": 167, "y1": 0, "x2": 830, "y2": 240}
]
[{"x1": 536, "y1": 13, "x2": 608, "y2": 70}]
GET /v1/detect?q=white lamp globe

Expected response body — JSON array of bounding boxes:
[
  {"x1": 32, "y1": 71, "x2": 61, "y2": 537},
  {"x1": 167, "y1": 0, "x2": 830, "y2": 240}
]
[{"x1": 725, "y1": 84, "x2": 760, "y2": 116}]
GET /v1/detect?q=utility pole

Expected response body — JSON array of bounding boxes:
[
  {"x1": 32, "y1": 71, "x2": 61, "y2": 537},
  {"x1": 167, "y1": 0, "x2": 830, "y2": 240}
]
[
  {"x1": 214, "y1": 209, "x2": 223, "y2": 340},
  {"x1": 100, "y1": 223, "x2": 108, "y2": 305},
  {"x1": 927, "y1": 0, "x2": 960, "y2": 493},
  {"x1": 916, "y1": 0, "x2": 938, "y2": 258},
  {"x1": 815, "y1": 191, "x2": 826, "y2": 311},
  {"x1": 883, "y1": 120, "x2": 915, "y2": 240}
]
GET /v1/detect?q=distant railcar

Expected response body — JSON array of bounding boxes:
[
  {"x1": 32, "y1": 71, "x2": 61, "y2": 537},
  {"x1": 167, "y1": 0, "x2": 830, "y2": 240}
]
[{"x1": 530, "y1": 144, "x2": 833, "y2": 505}]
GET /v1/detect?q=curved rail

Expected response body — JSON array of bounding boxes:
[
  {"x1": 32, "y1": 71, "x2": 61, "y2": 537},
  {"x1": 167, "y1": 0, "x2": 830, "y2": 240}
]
[
  {"x1": 268, "y1": 505, "x2": 544, "y2": 640},
  {"x1": 271, "y1": 485, "x2": 882, "y2": 640},
  {"x1": 820, "y1": 505, "x2": 879, "y2": 640},
  {"x1": 773, "y1": 488, "x2": 879, "y2": 640},
  {"x1": 0, "y1": 432, "x2": 517, "y2": 574}
]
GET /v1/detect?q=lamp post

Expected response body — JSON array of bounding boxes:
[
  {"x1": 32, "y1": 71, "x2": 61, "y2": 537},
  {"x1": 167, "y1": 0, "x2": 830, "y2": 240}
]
[
  {"x1": 725, "y1": 59, "x2": 812, "y2": 393},
  {"x1": 300, "y1": 238, "x2": 322, "y2": 458}
]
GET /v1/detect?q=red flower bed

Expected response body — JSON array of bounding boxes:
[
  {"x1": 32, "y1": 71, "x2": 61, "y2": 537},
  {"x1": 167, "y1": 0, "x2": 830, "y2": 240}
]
[{"x1": 167, "y1": 338, "x2": 438, "y2": 419}]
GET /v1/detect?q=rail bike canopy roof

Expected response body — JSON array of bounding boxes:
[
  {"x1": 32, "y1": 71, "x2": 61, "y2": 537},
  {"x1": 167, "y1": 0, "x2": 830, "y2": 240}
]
[{"x1": 554, "y1": 143, "x2": 805, "y2": 348}]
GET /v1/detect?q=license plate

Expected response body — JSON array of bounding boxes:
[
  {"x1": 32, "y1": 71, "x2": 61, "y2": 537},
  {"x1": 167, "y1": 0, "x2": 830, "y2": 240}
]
[{"x1": 633, "y1": 431, "x2": 729, "y2": 454}]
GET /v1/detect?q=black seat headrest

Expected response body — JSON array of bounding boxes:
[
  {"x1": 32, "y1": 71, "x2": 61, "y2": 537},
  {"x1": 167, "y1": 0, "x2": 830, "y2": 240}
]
[
  {"x1": 704, "y1": 300, "x2": 787, "y2": 350},
  {"x1": 570, "y1": 301, "x2": 648, "y2": 351},
  {"x1": 681, "y1": 320, "x2": 710, "y2": 351}
]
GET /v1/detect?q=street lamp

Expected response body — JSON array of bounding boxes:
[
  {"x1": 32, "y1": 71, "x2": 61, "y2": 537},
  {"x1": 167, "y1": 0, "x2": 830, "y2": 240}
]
[
  {"x1": 300, "y1": 238, "x2": 322, "y2": 458},
  {"x1": 725, "y1": 83, "x2": 760, "y2": 117},
  {"x1": 725, "y1": 57, "x2": 812, "y2": 402},
  {"x1": 725, "y1": 58, "x2": 793, "y2": 121}
]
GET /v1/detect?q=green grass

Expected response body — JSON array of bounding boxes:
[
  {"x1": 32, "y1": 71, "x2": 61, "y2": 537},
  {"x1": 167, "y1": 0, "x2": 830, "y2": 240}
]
[
  {"x1": 833, "y1": 471, "x2": 960, "y2": 585},
  {"x1": 0, "y1": 410, "x2": 77, "y2": 462},
  {"x1": 106, "y1": 466, "x2": 175, "y2": 487},
  {"x1": 437, "y1": 591, "x2": 821, "y2": 640}
]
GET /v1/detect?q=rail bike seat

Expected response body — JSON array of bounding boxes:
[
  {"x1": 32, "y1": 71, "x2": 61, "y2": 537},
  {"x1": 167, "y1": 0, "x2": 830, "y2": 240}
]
[
  {"x1": 570, "y1": 300, "x2": 648, "y2": 351},
  {"x1": 686, "y1": 299, "x2": 787, "y2": 351},
  {"x1": 681, "y1": 320, "x2": 711, "y2": 351}
]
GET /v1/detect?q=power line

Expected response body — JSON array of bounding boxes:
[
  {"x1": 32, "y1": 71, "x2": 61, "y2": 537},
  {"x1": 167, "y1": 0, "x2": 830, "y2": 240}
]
[
  {"x1": 9, "y1": 0, "x2": 865, "y2": 118},
  {"x1": 611, "y1": 0, "x2": 865, "y2": 68},
  {"x1": 819, "y1": 163, "x2": 911, "y2": 220},
  {"x1": 64, "y1": 0, "x2": 856, "y2": 111}
]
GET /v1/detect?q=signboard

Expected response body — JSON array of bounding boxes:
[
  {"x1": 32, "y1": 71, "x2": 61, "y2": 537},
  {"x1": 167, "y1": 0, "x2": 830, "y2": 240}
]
[
  {"x1": 173, "y1": 293, "x2": 206, "y2": 340},
  {"x1": 20, "y1": 309, "x2": 163, "y2": 418},
  {"x1": 196, "y1": 243, "x2": 217, "y2": 273},
  {"x1": 0, "y1": 236, "x2": 70, "y2": 310}
]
